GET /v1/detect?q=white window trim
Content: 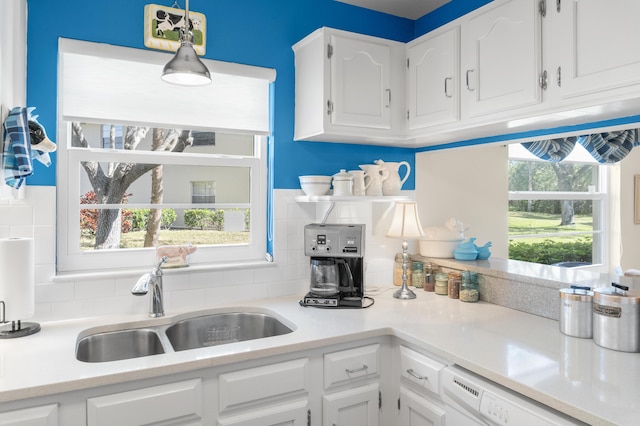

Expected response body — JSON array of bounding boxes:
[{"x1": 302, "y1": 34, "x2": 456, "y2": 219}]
[
  {"x1": 507, "y1": 161, "x2": 610, "y2": 272},
  {"x1": 56, "y1": 39, "x2": 273, "y2": 274}
]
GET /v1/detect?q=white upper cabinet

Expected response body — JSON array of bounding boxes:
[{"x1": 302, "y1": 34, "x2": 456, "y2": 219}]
[
  {"x1": 293, "y1": 27, "x2": 406, "y2": 144},
  {"x1": 407, "y1": 26, "x2": 460, "y2": 129},
  {"x1": 460, "y1": 0, "x2": 543, "y2": 118},
  {"x1": 554, "y1": 0, "x2": 640, "y2": 100}
]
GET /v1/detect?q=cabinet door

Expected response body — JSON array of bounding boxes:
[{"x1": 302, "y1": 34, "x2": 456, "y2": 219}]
[
  {"x1": 330, "y1": 35, "x2": 392, "y2": 129},
  {"x1": 217, "y1": 398, "x2": 308, "y2": 426},
  {"x1": 323, "y1": 383, "x2": 379, "y2": 426},
  {"x1": 555, "y1": 0, "x2": 640, "y2": 99},
  {"x1": 399, "y1": 387, "x2": 445, "y2": 426},
  {"x1": 461, "y1": 0, "x2": 542, "y2": 117},
  {"x1": 0, "y1": 404, "x2": 58, "y2": 426},
  {"x1": 407, "y1": 27, "x2": 460, "y2": 129}
]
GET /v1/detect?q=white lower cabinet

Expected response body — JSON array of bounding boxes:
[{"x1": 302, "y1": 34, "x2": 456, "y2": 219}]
[
  {"x1": 323, "y1": 383, "x2": 380, "y2": 426},
  {"x1": 399, "y1": 387, "x2": 445, "y2": 426},
  {"x1": 217, "y1": 398, "x2": 309, "y2": 426},
  {"x1": 397, "y1": 345, "x2": 448, "y2": 426},
  {"x1": 216, "y1": 358, "x2": 310, "y2": 426},
  {"x1": 86, "y1": 379, "x2": 203, "y2": 426},
  {"x1": 0, "y1": 404, "x2": 58, "y2": 426}
]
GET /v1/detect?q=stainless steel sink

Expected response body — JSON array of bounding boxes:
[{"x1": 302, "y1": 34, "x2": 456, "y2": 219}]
[
  {"x1": 75, "y1": 310, "x2": 295, "y2": 362},
  {"x1": 76, "y1": 328, "x2": 165, "y2": 363},
  {"x1": 165, "y1": 312, "x2": 294, "y2": 351}
]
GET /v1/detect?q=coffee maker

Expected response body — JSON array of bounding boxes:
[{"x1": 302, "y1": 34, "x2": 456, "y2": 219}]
[{"x1": 302, "y1": 223, "x2": 365, "y2": 308}]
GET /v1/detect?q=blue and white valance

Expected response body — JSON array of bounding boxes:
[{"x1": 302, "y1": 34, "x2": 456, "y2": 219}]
[{"x1": 521, "y1": 129, "x2": 640, "y2": 164}]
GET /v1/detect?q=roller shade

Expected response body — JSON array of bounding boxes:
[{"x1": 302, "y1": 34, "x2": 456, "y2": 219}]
[{"x1": 58, "y1": 38, "x2": 275, "y2": 134}]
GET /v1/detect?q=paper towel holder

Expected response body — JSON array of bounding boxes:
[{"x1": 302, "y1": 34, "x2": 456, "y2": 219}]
[{"x1": 0, "y1": 301, "x2": 40, "y2": 339}]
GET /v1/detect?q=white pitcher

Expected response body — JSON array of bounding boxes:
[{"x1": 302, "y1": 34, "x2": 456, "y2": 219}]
[
  {"x1": 348, "y1": 170, "x2": 371, "y2": 196},
  {"x1": 375, "y1": 159, "x2": 411, "y2": 196},
  {"x1": 359, "y1": 164, "x2": 388, "y2": 196}
]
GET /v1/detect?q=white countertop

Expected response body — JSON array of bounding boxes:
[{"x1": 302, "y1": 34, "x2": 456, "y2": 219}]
[{"x1": 0, "y1": 289, "x2": 636, "y2": 425}]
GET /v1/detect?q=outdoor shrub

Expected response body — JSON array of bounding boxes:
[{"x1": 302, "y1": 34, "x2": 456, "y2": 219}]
[
  {"x1": 129, "y1": 209, "x2": 150, "y2": 231},
  {"x1": 211, "y1": 210, "x2": 224, "y2": 230},
  {"x1": 80, "y1": 191, "x2": 132, "y2": 234},
  {"x1": 161, "y1": 209, "x2": 177, "y2": 229},
  {"x1": 184, "y1": 209, "x2": 215, "y2": 230},
  {"x1": 509, "y1": 238, "x2": 592, "y2": 265}
]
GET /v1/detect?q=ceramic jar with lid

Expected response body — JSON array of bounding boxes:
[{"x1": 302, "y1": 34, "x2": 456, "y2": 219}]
[{"x1": 332, "y1": 169, "x2": 353, "y2": 196}]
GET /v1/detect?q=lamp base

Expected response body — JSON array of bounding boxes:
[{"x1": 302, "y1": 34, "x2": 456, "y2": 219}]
[
  {"x1": 0, "y1": 321, "x2": 41, "y2": 339},
  {"x1": 393, "y1": 286, "x2": 417, "y2": 300}
]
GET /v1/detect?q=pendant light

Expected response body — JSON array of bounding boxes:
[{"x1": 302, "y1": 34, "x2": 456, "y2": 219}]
[{"x1": 161, "y1": 0, "x2": 211, "y2": 86}]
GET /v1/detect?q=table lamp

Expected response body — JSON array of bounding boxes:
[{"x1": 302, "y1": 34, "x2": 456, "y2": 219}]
[{"x1": 386, "y1": 201, "x2": 425, "y2": 299}]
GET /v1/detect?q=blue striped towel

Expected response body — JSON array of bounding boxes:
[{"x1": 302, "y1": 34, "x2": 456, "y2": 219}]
[{"x1": 2, "y1": 107, "x2": 33, "y2": 189}]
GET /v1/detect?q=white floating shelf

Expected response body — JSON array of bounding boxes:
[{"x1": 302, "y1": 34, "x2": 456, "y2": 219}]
[{"x1": 294, "y1": 195, "x2": 411, "y2": 203}]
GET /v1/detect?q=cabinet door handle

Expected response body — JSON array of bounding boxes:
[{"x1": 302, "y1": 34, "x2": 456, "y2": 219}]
[
  {"x1": 407, "y1": 368, "x2": 428, "y2": 380},
  {"x1": 465, "y1": 69, "x2": 475, "y2": 91},
  {"x1": 345, "y1": 364, "x2": 368, "y2": 374},
  {"x1": 444, "y1": 77, "x2": 453, "y2": 98},
  {"x1": 384, "y1": 89, "x2": 391, "y2": 108}
]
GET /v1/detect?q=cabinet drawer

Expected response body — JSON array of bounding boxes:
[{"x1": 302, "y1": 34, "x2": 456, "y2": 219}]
[
  {"x1": 87, "y1": 379, "x2": 202, "y2": 426},
  {"x1": 219, "y1": 358, "x2": 309, "y2": 413},
  {"x1": 400, "y1": 346, "x2": 445, "y2": 395},
  {"x1": 324, "y1": 344, "x2": 379, "y2": 389}
]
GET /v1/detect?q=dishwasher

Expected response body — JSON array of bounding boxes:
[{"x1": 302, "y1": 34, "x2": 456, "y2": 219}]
[{"x1": 441, "y1": 366, "x2": 587, "y2": 425}]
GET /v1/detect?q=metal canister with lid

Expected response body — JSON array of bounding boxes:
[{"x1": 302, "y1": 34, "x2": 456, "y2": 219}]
[
  {"x1": 559, "y1": 285, "x2": 593, "y2": 338},
  {"x1": 593, "y1": 283, "x2": 640, "y2": 352}
]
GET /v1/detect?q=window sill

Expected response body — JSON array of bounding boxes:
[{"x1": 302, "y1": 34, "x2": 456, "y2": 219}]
[{"x1": 51, "y1": 259, "x2": 277, "y2": 283}]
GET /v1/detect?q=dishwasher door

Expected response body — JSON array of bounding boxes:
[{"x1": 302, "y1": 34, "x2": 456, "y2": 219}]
[{"x1": 441, "y1": 366, "x2": 587, "y2": 426}]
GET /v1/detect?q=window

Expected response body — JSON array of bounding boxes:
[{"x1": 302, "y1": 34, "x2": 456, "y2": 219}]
[
  {"x1": 508, "y1": 144, "x2": 608, "y2": 269},
  {"x1": 191, "y1": 181, "x2": 216, "y2": 204},
  {"x1": 101, "y1": 125, "x2": 123, "y2": 149},
  {"x1": 57, "y1": 39, "x2": 275, "y2": 273}
]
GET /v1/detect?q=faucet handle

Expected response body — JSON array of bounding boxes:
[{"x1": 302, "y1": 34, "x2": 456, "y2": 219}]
[{"x1": 154, "y1": 256, "x2": 169, "y2": 273}]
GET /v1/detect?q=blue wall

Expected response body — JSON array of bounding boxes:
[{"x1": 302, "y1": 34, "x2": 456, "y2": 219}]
[{"x1": 25, "y1": 0, "x2": 417, "y2": 189}]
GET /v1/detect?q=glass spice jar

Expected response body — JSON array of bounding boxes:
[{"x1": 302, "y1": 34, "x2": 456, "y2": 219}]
[
  {"x1": 412, "y1": 261, "x2": 424, "y2": 288},
  {"x1": 460, "y1": 271, "x2": 479, "y2": 302},
  {"x1": 423, "y1": 262, "x2": 437, "y2": 292},
  {"x1": 435, "y1": 272, "x2": 449, "y2": 295},
  {"x1": 393, "y1": 253, "x2": 412, "y2": 286},
  {"x1": 448, "y1": 271, "x2": 461, "y2": 299}
]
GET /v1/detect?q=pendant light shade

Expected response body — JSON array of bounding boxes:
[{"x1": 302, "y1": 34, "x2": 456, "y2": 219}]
[{"x1": 161, "y1": 0, "x2": 211, "y2": 86}]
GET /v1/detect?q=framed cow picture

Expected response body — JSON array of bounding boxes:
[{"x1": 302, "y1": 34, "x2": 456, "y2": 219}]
[{"x1": 144, "y1": 4, "x2": 206, "y2": 55}]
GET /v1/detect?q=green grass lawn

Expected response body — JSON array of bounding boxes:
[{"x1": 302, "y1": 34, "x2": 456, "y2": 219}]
[
  {"x1": 82, "y1": 229, "x2": 249, "y2": 250},
  {"x1": 509, "y1": 211, "x2": 593, "y2": 238}
]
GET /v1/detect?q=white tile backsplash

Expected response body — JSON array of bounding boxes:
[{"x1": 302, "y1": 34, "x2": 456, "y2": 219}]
[{"x1": 8, "y1": 186, "x2": 404, "y2": 322}]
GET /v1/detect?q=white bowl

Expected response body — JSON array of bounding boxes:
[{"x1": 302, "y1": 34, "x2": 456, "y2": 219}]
[
  {"x1": 299, "y1": 176, "x2": 332, "y2": 196},
  {"x1": 419, "y1": 239, "x2": 464, "y2": 258}
]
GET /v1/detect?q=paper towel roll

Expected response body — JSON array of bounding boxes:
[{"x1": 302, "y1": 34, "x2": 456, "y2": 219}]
[{"x1": 0, "y1": 238, "x2": 34, "y2": 321}]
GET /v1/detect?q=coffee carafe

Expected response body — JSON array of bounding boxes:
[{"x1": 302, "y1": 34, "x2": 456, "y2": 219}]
[{"x1": 310, "y1": 258, "x2": 354, "y2": 296}]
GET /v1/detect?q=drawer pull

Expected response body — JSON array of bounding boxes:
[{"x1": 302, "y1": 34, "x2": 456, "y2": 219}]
[
  {"x1": 407, "y1": 369, "x2": 428, "y2": 380},
  {"x1": 345, "y1": 364, "x2": 368, "y2": 374}
]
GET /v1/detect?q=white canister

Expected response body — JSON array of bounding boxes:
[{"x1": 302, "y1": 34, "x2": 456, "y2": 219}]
[
  {"x1": 332, "y1": 169, "x2": 353, "y2": 196},
  {"x1": 559, "y1": 286, "x2": 593, "y2": 338},
  {"x1": 593, "y1": 283, "x2": 640, "y2": 352}
]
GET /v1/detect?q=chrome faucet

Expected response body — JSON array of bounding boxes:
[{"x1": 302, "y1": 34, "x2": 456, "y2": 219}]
[{"x1": 132, "y1": 257, "x2": 168, "y2": 318}]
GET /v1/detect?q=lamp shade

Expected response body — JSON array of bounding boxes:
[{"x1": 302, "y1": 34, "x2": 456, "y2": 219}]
[
  {"x1": 386, "y1": 202, "x2": 425, "y2": 239},
  {"x1": 161, "y1": 41, "x2": 211, "y2": 86}
]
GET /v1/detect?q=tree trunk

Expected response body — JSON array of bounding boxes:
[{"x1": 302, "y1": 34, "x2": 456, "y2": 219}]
[
  {"x1": 144, "y1": 129, "x2": 164, "y2": 247},
  {"x1": 552, "y1": 163, "x2": 575, "y2": 226}
]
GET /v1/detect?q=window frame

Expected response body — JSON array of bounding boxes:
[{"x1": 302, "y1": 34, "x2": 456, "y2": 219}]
[
  {"x1": 56, "y1": 39, "x2": 273, "y2": 274},
  {"x1": 507, "y1": 150, "x2": 610, "y2": 271}
]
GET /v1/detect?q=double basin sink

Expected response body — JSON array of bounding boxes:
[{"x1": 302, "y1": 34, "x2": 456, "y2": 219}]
[{"x1": 76, "y1": 310, "x2": 295, "y2": 363}]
